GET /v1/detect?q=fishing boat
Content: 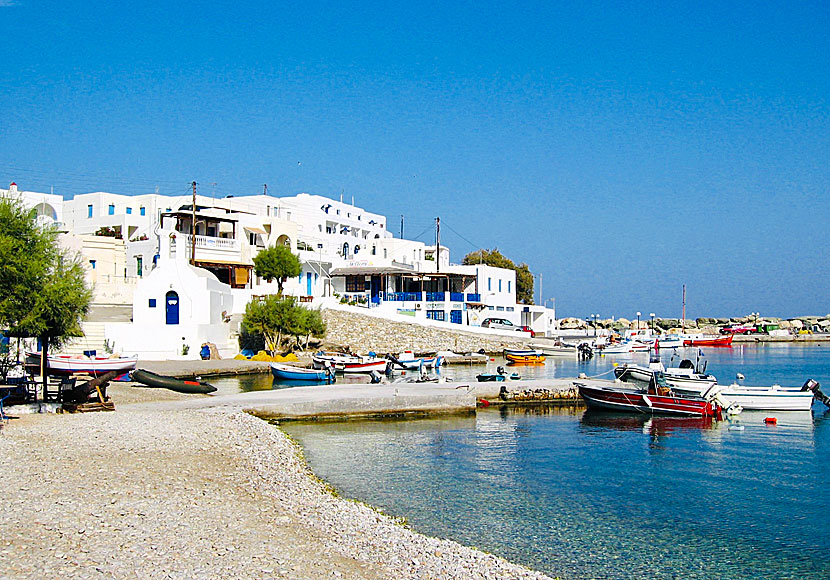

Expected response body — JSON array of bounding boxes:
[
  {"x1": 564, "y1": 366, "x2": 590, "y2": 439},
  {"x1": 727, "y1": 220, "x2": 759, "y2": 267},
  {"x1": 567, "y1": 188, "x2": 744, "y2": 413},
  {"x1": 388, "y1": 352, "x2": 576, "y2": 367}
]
[
  {"x1": 614, "y1": 355, "x2": 718, "y2": 391},
  {"x1": 503, "y1": 348, "x2": 545, "y2": 364},
  {"x1": 670, "y1": 378, "x2": 820, "y2": 411},
  {"x1": 528, "y1": 340, "x2": 578, "y2": 356},
  {"x1": 683, "y1": 334, "x2": 733, "y2": 347},
  {"x1": 312, "y1": 351, "x2": 389, "y2": 373},
  {"x1": 654, "y1": 335, "x2": 684, "y2": 348},
  {"x1": 576, "y1": 372, "x2": 732, "y2": 417},
  {"x1": 27, "y1": 351, "x2": 138, "y2": 375},
  {"x1": 600, "y1": 340, "x2": 651, "y2": 354},
  {"x1": 129, "y1": 368, "x2": 216, "y2": 394},
  {"x1": 270, "y1": 362, "x2": 335, "y2": 383}
]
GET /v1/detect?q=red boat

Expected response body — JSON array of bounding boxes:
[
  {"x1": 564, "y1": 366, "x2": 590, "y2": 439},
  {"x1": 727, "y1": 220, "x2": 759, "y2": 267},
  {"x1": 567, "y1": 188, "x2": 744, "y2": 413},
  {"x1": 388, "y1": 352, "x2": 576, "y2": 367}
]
[
  {"x1": 683, "y1": 334, "x2": 733, "y2": 347},
  {"x1": 576, "y1": 372, "x2": 724, "y2": 418}
]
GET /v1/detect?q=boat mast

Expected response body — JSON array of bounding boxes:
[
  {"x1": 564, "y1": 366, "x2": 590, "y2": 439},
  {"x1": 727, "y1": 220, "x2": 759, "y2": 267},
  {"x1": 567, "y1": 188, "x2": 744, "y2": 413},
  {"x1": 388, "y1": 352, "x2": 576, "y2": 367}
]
[{"x1": 681, "y1": 284, "x2": 686, "y2": 332}]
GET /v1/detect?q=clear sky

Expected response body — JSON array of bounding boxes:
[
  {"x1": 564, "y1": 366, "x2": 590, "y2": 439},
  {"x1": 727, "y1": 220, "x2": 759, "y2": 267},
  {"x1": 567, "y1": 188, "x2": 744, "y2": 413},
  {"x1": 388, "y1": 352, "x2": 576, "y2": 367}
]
[{"x1": 1, "y1": 1, "x2": 827, "y2": 319}]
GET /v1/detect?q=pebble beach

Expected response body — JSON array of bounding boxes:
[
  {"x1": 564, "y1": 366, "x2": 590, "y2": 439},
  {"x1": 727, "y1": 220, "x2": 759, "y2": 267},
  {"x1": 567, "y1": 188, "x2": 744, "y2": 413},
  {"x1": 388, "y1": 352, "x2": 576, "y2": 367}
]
[{"x1": 0, "y1": 382, "x2": 555, "y2": 580}]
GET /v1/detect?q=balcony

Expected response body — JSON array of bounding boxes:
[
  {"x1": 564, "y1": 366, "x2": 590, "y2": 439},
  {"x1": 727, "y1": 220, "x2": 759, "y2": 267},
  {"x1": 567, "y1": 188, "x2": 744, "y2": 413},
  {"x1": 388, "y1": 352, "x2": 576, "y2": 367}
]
[
  {"x1": 466, "y1": 293, "x2": 481, "y2": 302},
  {"x1": 386, "y1": 292, "x2": 423, "y2": 302}
]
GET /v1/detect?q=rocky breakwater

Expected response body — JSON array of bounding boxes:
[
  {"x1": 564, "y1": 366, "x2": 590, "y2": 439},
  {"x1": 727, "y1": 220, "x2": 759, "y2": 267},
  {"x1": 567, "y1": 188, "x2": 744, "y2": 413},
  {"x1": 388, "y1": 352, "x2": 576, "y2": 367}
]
[{"x1": 322, "y1": 307, "x2": 528, "y2": 354}]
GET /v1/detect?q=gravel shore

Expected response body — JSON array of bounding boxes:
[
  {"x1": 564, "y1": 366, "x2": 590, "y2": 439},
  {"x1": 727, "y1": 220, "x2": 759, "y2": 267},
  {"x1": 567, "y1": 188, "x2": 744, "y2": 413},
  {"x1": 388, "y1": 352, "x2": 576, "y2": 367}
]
[{"x1": 0, "y1": 385, "x2": 555, "y2": 580}]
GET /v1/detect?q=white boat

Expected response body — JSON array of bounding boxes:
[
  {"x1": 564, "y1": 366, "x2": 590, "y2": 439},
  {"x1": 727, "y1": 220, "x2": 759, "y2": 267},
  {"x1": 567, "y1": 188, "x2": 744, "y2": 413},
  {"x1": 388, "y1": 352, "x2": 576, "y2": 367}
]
[
  {"x1": 655, "y1": 335, "x2": 684, "y2": 348},
  {"x1": 27, "y1": 351, "x2": 138, "y2": 375},
  {"x1": 672, "y1": 379, "x2": 818, "y2": 411},
  {"x1": 601, "y1": 340, "x2": 651, "y2": 354},
  {"x1": 312, "y1": 351, "x2": 388, "y2": 373},
  {"x1": 615, "y1": 358, "x2": 718, "y2": 391},
  {"x1": 392, "y1": 351, "x2": 444, "y2": 369},
  {"x1": 529, "y1": 340, "x2": 579, "y2": 356}
]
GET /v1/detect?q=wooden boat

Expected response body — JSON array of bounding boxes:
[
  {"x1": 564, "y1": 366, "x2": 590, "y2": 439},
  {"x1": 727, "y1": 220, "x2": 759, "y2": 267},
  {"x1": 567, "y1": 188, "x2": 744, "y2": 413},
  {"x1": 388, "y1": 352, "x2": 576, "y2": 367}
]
[
  {"x1": 528, "y1": 340, "x2": 578, "y2": 356},
  {"x1": 576, "y1": 372, "x2": 727, "y2": 417},
  {"x1": 683, "y1": 334, "x2": 733, "y2": 347},
  {"x1": 311, "y1": 352, "x2": 388, "y2": 373},
  {"x1": 27, "y1": 351, "x2": 138, "y2": 375},
  {"x1": 270, "y1": 362, "x2": 335, "y2": 383},
  {"x1": 129, "y1": 368, "x2": 217, "y2": 394},
  {"x1": 503, "y1": 348, "x2": 545, "y2": 364}
]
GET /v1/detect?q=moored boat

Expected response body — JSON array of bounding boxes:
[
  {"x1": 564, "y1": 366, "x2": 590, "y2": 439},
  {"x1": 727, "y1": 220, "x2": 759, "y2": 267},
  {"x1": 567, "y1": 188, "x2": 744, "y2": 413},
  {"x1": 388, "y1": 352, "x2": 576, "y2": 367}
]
[
  {"x1": 503, "y1": 348, "x2": 545, "y2": 364},
  {"x1": 671, "y1": 378, "x2": 819, "y2": 411},
  {"x1": 312, "y1": 351, "x2": 389, "y2": 373},
  {"x1": 270, "y1": 362, "x2": 335, "y2": 383},
  {"x1": 392, "y1": 351, "x2": 444, "y2": 369},
  {"x1": 129, "y1": 368, "x2": 216, "y2": 394},
  {"x1": 476, "y1": 366, "x2": 521, "y2": 382},
  {"x1": 683, "y1": 334, "x2": 733, "y2": 347},
  {"x1": 614, "y1": 358, "x2": 718, "y2": 391}
]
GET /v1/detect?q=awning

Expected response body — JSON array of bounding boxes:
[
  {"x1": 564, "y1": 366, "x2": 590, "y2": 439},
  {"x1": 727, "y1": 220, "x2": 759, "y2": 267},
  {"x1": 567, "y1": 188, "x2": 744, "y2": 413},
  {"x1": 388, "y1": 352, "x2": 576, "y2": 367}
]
[
  {"x1": 330, "y1": 263, "x2": 415, "y2": 276},
  {"x1": 194, "y1": 259, "x2": 252, "y2": 268},
  {"x1": 243, "y1": 226, "x2": 267, "y2": 235}
]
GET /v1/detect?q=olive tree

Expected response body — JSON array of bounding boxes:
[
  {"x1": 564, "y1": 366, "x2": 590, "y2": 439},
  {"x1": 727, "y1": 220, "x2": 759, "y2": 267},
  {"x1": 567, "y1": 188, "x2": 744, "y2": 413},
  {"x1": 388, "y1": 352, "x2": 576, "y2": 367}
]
[{"x1": 252, "y1": 245, "x2": 302, "y2": 297}]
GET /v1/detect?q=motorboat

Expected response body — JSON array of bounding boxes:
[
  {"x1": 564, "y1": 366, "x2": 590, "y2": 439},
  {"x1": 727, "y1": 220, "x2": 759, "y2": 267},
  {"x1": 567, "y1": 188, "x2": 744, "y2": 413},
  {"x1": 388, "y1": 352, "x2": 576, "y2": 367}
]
[
  {"x1": 389, "y1": 351, "x2": 444, "y2": 369},
  {"x1": 476, "y1": 366, "x2": 521, "y2": 382},
  {"x1": 683, "y1": 334, "x2": 733, "y2": 347},
  {"x1": 614, "y1": 355, "x2": 718, "y2": 391},
  {"x1": 528, "y1": 340, "x2": 578, "y2": 356},
  {"x1": 503, "y1": 348, "x2": 545, "y2": 364},
  {"x1": 671, "y1": 378, "x2": 820, "y2": 411},
  {"x1": 27, "y1": 351, "x2": 138, "y2": 376},
  {"x1": 576, "y1": 371, "x2": 736, "y2": 418},
  {"x1": 270, "y1": 362, "x2": 335, "y2": 383},
  {"x1": 600, "y1": 340, "x2": 651, "y2": 354},
  {"x1": 655, "y1": 335, "x2": 684, "y2": 348}
]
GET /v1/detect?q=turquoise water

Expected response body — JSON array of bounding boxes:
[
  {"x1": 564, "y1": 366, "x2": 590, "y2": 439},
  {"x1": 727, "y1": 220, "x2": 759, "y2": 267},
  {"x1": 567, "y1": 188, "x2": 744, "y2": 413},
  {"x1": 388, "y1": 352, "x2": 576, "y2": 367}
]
[{"x1": 274, "y1": 344, "x2": 830, "y2": 579}]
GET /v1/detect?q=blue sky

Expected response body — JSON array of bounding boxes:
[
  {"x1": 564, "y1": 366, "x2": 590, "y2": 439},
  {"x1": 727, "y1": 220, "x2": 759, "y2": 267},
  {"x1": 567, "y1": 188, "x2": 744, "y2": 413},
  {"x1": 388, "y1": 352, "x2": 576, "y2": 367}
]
[{"x1": 1, "y1": 1, "x2": 827, "y2": 319}]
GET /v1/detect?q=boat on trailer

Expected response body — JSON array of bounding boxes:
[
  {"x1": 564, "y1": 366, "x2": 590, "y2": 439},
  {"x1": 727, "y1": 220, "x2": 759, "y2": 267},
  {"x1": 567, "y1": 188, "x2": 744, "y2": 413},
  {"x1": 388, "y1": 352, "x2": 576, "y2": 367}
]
[{"x1": 27, "y1": 351, "x2": 138, "y2": 376}]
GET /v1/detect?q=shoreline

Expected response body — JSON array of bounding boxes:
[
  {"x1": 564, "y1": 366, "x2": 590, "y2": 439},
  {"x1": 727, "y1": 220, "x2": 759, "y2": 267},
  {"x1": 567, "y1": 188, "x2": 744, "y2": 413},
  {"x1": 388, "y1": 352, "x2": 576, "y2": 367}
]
[{"x1": 0, "y1": 383, "x2": 556, "y2": 579}]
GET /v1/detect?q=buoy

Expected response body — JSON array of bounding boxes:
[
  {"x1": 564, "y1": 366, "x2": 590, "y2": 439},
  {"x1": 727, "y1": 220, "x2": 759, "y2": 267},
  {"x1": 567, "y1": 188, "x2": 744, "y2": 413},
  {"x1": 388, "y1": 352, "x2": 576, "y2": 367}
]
[{"x1": 764, "y1": 417, "x2": 777, "y2": 425}]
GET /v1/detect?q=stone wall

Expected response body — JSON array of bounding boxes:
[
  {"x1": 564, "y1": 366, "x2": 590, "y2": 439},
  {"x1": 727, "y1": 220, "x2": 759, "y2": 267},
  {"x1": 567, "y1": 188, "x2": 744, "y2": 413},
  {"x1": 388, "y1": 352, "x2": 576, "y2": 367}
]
[{"x1": 321, "y1": 308, "x2": 528, "y2": 354}]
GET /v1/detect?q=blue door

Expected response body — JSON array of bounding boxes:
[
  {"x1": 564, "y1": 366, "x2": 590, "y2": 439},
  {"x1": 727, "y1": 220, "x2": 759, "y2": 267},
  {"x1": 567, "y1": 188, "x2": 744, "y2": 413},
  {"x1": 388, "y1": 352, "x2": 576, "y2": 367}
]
[
  {"x1": 370, "y1": 276, "x2": 381, "y2": 305},
  {"x1": 306, "y1": 272, "x2": 312, "y2": 296},
  {"x1": 165, "y1": 291, "x2": 179, "y2": 325}
]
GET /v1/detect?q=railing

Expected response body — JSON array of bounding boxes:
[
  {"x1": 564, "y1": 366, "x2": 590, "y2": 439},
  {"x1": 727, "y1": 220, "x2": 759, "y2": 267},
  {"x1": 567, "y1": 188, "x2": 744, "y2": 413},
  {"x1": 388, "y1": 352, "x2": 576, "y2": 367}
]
[
  {"x1": 466, "y1": 293, "x2": 481, "y2": 302},
  {"x1": 426, "y1": 292, "x2": 445, "y2": 302},
  {"x1": 386, "y1": 292, "x2": 423, "y2": 302},
  {"x1": 450, "y1": 292, "x2": 464, "y2": 302}
]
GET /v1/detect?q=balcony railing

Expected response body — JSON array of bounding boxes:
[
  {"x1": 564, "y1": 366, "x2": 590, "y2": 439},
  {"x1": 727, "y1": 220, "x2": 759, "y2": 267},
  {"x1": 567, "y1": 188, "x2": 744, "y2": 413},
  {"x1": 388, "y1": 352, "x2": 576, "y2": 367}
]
[
  {"x1": 426, "y1": 291, "x2": 445, "y2": 301},
  {"x1": 450, "y1": 292, "x2": 464, "y2": 302},
  {"x1": 386, "y1": 292, "x2": 423, "y2": 302},
  {"x1": 466, "y1": 293, "x2": 481, "y2": 302}
]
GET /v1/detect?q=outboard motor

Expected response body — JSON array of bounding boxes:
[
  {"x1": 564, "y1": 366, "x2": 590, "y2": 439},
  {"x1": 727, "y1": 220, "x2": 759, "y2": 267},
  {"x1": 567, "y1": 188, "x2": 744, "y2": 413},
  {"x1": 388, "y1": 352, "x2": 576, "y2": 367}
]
[
  {"x1": 369, "y1": 370, "x2": 384, "y2": 384},
  {"x1": 802, "y1": 379, "x2": 829, "y2": 408},
  {"x1": 578, "y1": 343, "x2": 593, "y2": 360}
]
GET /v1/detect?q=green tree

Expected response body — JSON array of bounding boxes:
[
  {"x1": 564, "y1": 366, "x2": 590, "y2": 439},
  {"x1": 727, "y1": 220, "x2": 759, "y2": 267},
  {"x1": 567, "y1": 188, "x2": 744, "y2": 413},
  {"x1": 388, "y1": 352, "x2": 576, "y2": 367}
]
[
  {"x1": 462, "y1": 248, "x2": 535, "y2": 304},
  {"x1": 252, "y1": 245, "x2": 302, "y2": 296},
  {"x1": 0, "y1": 194, "x2": 92, "y2": 392},
  {"x1": 242, "y1": 296, "x2": 325, "y2": 353}
]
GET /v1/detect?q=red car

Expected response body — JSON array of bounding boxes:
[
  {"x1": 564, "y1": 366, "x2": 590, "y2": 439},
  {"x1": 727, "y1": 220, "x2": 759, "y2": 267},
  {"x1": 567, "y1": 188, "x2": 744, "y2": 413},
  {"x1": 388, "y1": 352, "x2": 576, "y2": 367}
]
[
  {"x1": 517, "y1": 325, "x2": 536, "y2": 337},
  {"x1": 720, "y1": 325, "x2": 756, "y2": 335}
]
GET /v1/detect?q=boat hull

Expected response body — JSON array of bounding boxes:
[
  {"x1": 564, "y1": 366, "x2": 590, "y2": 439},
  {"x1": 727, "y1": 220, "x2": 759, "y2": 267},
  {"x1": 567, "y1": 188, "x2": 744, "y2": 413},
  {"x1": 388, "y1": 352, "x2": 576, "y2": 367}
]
[
  {"x1": 28, "y1": 352, "x2": 138, "y2": 375},
  {"x1": 683, "y1": 335, "x2": 733, "y2": 347},
  {"x1": 577, "y1": 383, "x2": 718, "y2": 417},
  {"x1": 672, "y1": 383, "x2": 814, "y2": 411},
  {"x1": 270, "y1": 362, "x2": 334, "y2": 382}
]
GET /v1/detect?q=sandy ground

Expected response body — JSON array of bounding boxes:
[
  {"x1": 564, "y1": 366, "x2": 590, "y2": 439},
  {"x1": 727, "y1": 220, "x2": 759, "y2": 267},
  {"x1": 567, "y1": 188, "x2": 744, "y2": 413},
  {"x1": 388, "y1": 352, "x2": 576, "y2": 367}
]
[{"x1": 0, "y1": 381, "x2": 554, "y2": 580}]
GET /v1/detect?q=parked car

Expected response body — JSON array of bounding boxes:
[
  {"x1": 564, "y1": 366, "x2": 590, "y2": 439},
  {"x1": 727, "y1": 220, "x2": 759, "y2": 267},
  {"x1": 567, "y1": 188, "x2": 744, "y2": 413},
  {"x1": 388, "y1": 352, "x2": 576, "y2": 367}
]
[
  {"x1": 481, "y1": 318, "x2": 516, "y2": 331},
  {"x1": 720, "y1": 324, "x2": 756, "y2": 335},
  {"x1": 517, "y1": 325, "x2": 536, "y2": 337}
]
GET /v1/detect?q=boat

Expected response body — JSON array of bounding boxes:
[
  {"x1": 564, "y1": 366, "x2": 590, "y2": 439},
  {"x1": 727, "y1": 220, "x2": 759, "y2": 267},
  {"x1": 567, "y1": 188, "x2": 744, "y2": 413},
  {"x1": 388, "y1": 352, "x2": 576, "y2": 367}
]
[
  {"x1": 654, "y1": 335, "x2": 684, "y2": 348},
  {"x1": 671, "y1": 378, "x2": 819, "y2": 411},
  {"x1": 528, "y1": 340, "x2": 578, "y2": 356},
  {"x1": 614, "y1": 354, "x2": 718, "y2": 391},
  {"x1": 129, "y1": 368, "x2": 217, "y2": 394},
  {"x1": 312, "y1": 351, "x2": 389, "y2": 373},
  {"x1": 600, "y1": 340, "x2": 651, "y2": 354},
  {"x1": 476, "y1": 366, "x2": 521, "y2": 382},
  {"x1": 390, "y1": 351, "x2": 444, "y2": 369},
  {"x1": 576, "y1": 372, "x2": 733, "y2": 417},
  {"x1": 683, "y1": 334, "x2": 733, "y2": 347},
  {"x1": 270, "y1": 362, "x2": 335, "y2": 383},
  {"x1": 503, "y1": 348, "x2": 545, "y2": 364},
  {"x1": 26, "y1": 351, "x2": 138, "y2": 375}
]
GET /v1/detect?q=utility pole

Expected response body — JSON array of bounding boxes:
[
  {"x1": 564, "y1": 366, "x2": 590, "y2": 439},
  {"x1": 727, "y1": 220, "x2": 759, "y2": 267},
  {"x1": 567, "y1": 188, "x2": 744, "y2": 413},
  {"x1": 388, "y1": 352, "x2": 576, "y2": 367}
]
[
  {"x1": 538, "y1": 273, "x2": 542, "y2": 305},
  {"x1": 400, "y1": 215, "x2": 404, "y2": 239},
  {"x1": 191, "y1": 181, "x2": 197, "y2": 265},
  {"x1": 681, "y1": 284, "x2": 686, "y2": 332},
  {"x1": 435, "y1": 217, "x2": 440, "y2": 273}
]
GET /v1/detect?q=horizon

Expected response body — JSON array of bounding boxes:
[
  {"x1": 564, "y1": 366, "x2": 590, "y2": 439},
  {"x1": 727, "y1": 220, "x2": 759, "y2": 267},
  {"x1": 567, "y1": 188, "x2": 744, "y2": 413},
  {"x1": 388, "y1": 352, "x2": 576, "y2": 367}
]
[{"x1": 2, "y1": 1, "x2": 827, "y2": 319}]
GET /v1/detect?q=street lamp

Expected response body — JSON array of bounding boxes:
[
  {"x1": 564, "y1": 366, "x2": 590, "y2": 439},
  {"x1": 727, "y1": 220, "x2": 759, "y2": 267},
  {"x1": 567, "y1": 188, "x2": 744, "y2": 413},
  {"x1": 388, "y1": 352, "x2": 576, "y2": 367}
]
[
  {"x1": 752, "y1": 312, "x2": 760, "y2": 329},
  {"x1": 650, "y1": 313, "x2": 655, "y2": 332},
  {"x1": 636, "y1": 311, "x2": 641, "y2": 330}
]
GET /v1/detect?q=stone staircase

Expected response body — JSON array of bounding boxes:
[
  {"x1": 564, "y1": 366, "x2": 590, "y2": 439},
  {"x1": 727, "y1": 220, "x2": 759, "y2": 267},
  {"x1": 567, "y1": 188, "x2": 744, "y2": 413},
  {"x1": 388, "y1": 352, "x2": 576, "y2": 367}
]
[{"x1": 57, "y1": 322, "x2": 109, "y2": 357}]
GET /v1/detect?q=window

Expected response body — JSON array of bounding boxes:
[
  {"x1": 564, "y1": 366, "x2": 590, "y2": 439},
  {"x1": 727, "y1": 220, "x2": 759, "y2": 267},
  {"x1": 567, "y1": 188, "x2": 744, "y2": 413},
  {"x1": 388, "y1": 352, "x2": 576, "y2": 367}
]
[
  {"x1": 140, "y1": 206, "x2": 146, "y2": 216},
  {"x1": 126, "y1": 207, "x2": 132, "y2": 215},
  {"x1": 506, "y1": 307, "x2": 514, "y2": 312},
  {"x1": 508, "y1": 281, "x2": 511, "y2": 293},
  {"x1": 87, "y1": 205, "x2": 93, "y2": 218},
  {"x1": 89, "y1": 260, "x2": 96, "y2": 269},
  {"x1": 488, "y1": 278, "x2": 491, "y2": 291},
  {"x1": 499, "y1": 280, "x2": 502, "y2": 292},
  {"x1": 136, "y1": 256, "x2": 143, "y2": 277},
  {"x1": 346, "y1": 276, "x2": 363, "y2": 292},
  {"x1": 371, "y1": 245, "x2": 376, "y2": 255},
  {"x1": 427, "y1": 310, "x2": 446, "y2": 321},
  {"x1": 383, "y1": 249, "x2": 387, "y2": 258},
  {"x1": 148, "y1": 299, "x2": 156, "y2": 308},
  {"x1": 496, "y1": 306, "x2": 505, "y2": 311},
  {"x1": 108, "y1": 204, "x2": 115, "y2": 215}
]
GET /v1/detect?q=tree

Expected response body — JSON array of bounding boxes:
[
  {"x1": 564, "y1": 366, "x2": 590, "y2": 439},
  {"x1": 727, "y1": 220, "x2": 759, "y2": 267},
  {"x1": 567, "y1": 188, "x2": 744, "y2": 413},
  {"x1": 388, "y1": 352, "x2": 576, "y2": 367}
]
[
  {"x1": 0, "y1": 193, "x2": 92, "y2": 393},
  {"x1": 241, "y1": 296, "x2": 325, "y2": 353},
  {"x1": 462, "y1": 248, "x2": 535, "y2": 304},
  {"x1": 252, "y1": 245, "x2": 302, "y2": 296}
]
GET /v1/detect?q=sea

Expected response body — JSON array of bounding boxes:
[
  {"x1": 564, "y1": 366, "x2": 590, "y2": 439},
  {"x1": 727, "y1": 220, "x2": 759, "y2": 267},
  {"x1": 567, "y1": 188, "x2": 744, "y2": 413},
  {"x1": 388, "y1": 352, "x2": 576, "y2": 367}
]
[{"x1": 211, "y1": 343, "x2": 830, "y2": 579}]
